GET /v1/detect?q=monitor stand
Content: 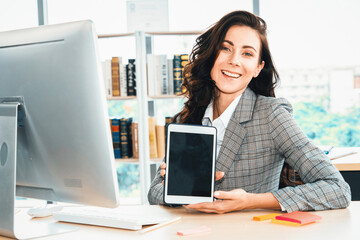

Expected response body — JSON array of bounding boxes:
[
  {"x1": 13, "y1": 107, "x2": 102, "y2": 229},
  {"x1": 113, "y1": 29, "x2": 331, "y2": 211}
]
[{"x1": 0, "y1": 99, "x2": 78, "y2": 239}]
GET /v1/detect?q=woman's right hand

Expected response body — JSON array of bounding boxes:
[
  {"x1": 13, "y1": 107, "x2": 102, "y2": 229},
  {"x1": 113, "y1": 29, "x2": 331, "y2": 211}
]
[{"x1": 160, "y1": 162, "x2": 225, "y2": 185}]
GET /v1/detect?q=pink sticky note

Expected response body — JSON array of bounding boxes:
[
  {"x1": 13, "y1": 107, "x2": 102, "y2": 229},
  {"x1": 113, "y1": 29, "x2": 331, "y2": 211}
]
[
  {"x1": 177, "y1": 226, "x2": 211, "y2": 236},
  {"x1": 275, "y1": 211, "x2": 322, "y2": 225}
]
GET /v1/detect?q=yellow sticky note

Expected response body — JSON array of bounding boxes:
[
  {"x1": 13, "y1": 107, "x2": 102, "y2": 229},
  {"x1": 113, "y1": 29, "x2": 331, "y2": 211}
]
[
  {"x1": 271, "y1": 219, "x2": 302, "y2": 226},
  {"x1": 253, "y1": 213, "x2": 282, "y2": 221},
  {"x1": 271, "y1": 219, "x2": 316, "y2": 226}
]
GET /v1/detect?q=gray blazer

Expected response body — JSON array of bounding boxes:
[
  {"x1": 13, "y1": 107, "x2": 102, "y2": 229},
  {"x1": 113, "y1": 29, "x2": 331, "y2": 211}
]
[{"x1": 148, "y1": 88, "x2": 351, "y2": 212}]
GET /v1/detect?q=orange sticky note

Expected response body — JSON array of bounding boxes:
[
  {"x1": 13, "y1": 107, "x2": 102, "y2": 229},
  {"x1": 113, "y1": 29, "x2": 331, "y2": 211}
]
[
  {"x1": 177, "y1": 226, "x2": 211, "y2": 236},
  {"x1": 253, "y1": 213, "x2": 282, "y2": 221},
  {"x1": 275, "y1": 211, "x2": 322, "y2": 225}
]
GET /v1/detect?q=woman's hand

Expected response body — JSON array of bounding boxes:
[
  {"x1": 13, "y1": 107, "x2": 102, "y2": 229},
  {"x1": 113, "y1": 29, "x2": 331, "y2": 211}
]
[
  {"x1": 160, "y1": 162, "x2": 225, "y2": 186},
  {"x1": 184, "y1": 189, "x2": 249, "y2": 214},
  {"x1": 160, "y1": 162, "x2": 166, "y2": 185}
]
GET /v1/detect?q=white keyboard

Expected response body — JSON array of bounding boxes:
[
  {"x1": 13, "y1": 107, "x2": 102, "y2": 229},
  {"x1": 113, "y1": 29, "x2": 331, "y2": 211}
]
[{"x1": 53, "y1": 207, "x2": 171, "y2": 230}]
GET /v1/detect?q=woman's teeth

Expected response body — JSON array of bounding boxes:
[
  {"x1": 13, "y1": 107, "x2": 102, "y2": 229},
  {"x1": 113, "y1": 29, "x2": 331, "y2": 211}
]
[{"x1": 222, "y1": 70, "x2": 240, "y2": 78}]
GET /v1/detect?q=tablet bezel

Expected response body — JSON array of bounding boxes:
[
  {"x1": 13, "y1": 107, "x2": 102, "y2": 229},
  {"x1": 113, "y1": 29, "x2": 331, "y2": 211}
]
[{"x1": 163, "y1": 123, "x2": 217, "y2": 205}]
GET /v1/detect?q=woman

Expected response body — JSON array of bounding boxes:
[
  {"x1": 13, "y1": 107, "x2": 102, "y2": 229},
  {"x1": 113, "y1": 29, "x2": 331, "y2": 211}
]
[{"x1": 148, "y1": 10, "x2": 351, "y2": 213}]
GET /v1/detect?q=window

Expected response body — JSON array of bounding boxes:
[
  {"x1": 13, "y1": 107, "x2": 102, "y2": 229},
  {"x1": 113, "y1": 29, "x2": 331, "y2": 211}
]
[
  {"x1": 0, "y1": 0, "x2": 38, "y2": 31},
  {"x1": 261, "y1": 0, "x2": 360, "y2": 147}
]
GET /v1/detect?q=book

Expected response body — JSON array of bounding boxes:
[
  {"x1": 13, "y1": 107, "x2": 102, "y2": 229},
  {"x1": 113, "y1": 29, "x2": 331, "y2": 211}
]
[
  {"x1": 119, "y1": 57, "x2": 127, "y2": 97},
  {"x1": 110, "y1": 118, "x2": 121, "y2": 159},
  {"x1": 165, "y1": 116, "x2": 172, "y2": 126},
  {"x1": 102, "y1": 60, "x2": 112, "y2": 97},
  {"x1": 167, "y1": 59, "x2": 174, "y2": 95},
  {"x1": 159, "y1": 55, "x2": 169, "y2": 95},
  {"x1": 180, "y1": 54, "x2": 189, "y2": 93},
  {"x1": 148, "y1": 117, "x2": 158, "y2": 159},
  {"x1": 120, "y1": 118, "x2": 133, "y2": 158},
  {"x1": 131, "y1": 122, "x2": 139, "y2": 158},
  {"x1": 111, "y1": 57, "x2": 120, "y2": 96},
  {"x1": 127, "y1": 118, "x2": 133, "y2": 158},
  {"x1": 155, "y1": 125, "x2": 165, "y2": 159},
  {"x1": 164, "y1": 116, "x2": 172, "y2": 144},
  {"x1": 126, "y1": 59, "x2": 136, "y2": 96},
  {"x1": 147, "y1": 54, "x2": 169, "y2": 96},
  {"x1": 173, "y1": 54, "x2": 182, "y2": 95}
]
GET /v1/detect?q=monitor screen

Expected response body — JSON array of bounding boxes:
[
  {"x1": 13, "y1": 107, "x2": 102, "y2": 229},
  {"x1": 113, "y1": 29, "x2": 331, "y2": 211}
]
[{"x1": 0, "y1": 20, "x2": 119, "y2": 208}]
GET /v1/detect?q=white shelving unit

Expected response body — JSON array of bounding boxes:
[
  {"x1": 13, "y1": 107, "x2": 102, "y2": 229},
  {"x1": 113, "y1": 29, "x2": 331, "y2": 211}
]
[{"x1": 98, "y1": 31, "x2": 201, "y2": 204}]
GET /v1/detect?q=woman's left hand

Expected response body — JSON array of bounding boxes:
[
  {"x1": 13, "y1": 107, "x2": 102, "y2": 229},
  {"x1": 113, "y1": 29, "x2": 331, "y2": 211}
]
[{"x1": 184, "y1": 189, "x2": 249, "y2": 214}]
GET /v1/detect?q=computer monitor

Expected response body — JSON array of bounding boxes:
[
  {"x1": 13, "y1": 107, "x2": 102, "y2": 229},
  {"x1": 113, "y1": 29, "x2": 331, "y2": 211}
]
[{"x1": 0, "y1": 20, "x2": 120, "y2": 239}]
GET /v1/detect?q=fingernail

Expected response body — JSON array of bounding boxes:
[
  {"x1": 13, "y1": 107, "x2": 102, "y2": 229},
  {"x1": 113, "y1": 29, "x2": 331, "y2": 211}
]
[{"x1": 214, "y1": 192, "x2": 219, "y2": 197}]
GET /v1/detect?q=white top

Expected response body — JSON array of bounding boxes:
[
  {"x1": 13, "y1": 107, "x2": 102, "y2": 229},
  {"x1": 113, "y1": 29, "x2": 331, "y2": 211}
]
[{"x1": 202, "y1": 95, "x2": 242, "y2": 158}]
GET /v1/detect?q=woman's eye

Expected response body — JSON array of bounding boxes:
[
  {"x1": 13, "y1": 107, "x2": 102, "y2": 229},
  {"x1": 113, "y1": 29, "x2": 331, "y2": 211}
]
[
  {"x1": 221, "y1": 46, "x2": 230, "y2": 51},
  {"x1": 243, "y1": 52, "x2": 253, "y2": 57}
]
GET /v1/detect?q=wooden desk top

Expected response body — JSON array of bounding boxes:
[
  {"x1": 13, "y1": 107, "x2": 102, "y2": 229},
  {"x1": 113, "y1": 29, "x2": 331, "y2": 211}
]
[
  {"x1": 4, "y1": 202, "x2": 360, "y2": 240},
  {"x1": 331, "y1": 147, "x2": 360, "y2": 171}
]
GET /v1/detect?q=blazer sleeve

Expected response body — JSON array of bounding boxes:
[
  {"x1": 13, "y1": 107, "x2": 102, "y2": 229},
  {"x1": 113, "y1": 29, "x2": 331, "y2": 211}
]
[
  {"x1": 268, "y1": 98, "x2": 351, "y2": 212},
  {"x1": 147, "y1": 159, "x2": 165, "y2": 205}
]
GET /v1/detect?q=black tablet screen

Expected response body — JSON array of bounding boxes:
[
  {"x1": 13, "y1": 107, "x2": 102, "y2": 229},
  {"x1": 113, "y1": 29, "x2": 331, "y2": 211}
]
[{"x1": 167, "y1": 132, "x2": 214, "y2": 197}]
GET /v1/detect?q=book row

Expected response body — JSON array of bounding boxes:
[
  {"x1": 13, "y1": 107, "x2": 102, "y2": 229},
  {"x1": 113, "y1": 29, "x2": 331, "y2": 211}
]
[
  {"x1": 102, "y1": 57, "x2": 136, "y2": 98},
  {"x1": 102, "y1": 54, "x2": 189, "y2": 98},
  {"x1": 147, "y1": 54, "x2": 188, "y2": 96},
  {"x1": 110, "y1": 117, "x2": 171, "y2": 160}
]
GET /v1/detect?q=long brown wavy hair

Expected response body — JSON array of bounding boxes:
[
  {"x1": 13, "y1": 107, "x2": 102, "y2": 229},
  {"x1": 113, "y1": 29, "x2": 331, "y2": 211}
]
[{"x1": 173, "y1": 10, "x2": 279, "y2": 124}]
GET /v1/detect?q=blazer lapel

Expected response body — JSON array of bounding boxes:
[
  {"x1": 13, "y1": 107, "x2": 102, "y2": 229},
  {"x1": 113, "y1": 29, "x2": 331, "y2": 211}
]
[{"x1": 215, "y1": 88, "x2": 257, "y2": 174}]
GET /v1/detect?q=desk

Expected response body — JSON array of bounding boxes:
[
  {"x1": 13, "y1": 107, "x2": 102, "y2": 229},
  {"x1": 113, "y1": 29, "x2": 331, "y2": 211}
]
[
  {"x1": 331, "y1": 147, "x2": 360, "y2": 171},
  {"x1": 331, "y1": 147, "x2": 360, "y2": 200},
  {"x1": 3, "y1": 202, "x2": 360, "y2": 240}
]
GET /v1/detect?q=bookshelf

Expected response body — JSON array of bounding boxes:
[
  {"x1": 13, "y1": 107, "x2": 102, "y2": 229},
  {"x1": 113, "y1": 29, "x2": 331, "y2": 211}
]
[{"x1": 98, "y1": 31, "x2": 200, "y2": 204}]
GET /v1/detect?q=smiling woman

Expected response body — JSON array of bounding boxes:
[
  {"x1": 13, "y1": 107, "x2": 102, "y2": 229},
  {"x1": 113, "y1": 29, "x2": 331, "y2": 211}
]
[
  {"x1": 148, "y1": 10, "x2": 351, "y2": 214},
  {"x1": 210, "y1": 25, "x2": 265, "y2": 117}
]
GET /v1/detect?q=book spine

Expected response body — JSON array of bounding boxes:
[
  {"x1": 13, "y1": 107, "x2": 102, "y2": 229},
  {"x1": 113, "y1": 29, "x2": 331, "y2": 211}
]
[
  {"x1": 167, "y1": 59, "x2": 174, "y2": 95},
  {"x1": 119, "y1": 57, "x2": 127, "y2": 97},
  {"x1": 159, "y1": 55, "x2": 169, "y2": 95},
  {"x1": 180, "y1": 54, "x2": 189, "y2": 93},
  {"x1": 131, "y1": 122, "x2": 139, "y2": 159},
  {"x1": 120, "y1": 118, "x2": 130, "y2": 158},
  {"x1": 105, "y1": 59, "x2": 112, "y2": 97},
  {"x1": 173, "y1": 54, "x2": 182, "y2": 95},
  {"x1": 148, "y1": 117, "x2": 158, "y2": 159},
  {"x1": 111, "y1": 57, "x2": 120, "y2": 96},
  {"x1": 155, "y1": 125, "x2": 165, "y2": 159},
  {"x1": 165, "y1": 116, "x2": 172, "y2": 145},
  {"x1": 127, "y1": 118, "x2": 133, "y2": 158},
  {"x1": 111, "y1": 118, "x2": 121, "y2": 159},
  {"x1": 154, "y1": 55, "x2": 161, "y2": 96},
  {"x1": 126, "y1": 59, "x2": 136, "y2": 96}
]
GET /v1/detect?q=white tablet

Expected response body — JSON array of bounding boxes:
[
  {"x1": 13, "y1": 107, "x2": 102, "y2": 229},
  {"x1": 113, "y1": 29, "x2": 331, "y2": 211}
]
[{"x1": 164, "y1": 123, "x2": 217, "y2": 205}]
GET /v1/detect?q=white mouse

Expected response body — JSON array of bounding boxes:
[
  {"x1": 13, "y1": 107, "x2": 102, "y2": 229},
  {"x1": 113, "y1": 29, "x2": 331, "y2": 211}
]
[{"x1": 27, "y1": 205, "x2": 63, "y2": 218}]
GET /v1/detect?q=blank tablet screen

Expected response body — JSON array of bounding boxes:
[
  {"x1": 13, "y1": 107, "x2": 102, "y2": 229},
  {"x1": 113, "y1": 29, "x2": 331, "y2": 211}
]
[{"x1": 167, "y1": 132, "x2": 214, "y2": 197}]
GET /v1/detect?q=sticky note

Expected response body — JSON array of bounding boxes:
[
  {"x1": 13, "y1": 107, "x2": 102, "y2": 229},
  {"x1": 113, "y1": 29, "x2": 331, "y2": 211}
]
[
  {"x1": 253, "y1": 213, "x2": 282, "y2": 221},
  {"x1": 177, "y1": 226, "x2": 211, "y2": 236},
  {"x1": 271, "y1": 219, "x2": 303, "y2": 226},
  {"x1": 275, "y1": 211, "x2": 322, "y2": 225}
]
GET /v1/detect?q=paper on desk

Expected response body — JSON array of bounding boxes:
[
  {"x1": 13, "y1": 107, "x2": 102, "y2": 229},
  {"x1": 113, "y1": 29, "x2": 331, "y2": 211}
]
[
  {"x1": 327, "y1": 148, "x2": 357, "y2": 160},
  {"x1": 275, "y1": 211, "x2": 322, "y2": 225},
  {"x1": 177, "y1": 226, "x2": 211, "y2": 236}
]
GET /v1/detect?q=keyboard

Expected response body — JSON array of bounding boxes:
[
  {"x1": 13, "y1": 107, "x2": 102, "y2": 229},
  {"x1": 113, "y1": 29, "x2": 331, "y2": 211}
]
[{"x1": 53, "y1": 206, "x2": 172, "y2": 230}]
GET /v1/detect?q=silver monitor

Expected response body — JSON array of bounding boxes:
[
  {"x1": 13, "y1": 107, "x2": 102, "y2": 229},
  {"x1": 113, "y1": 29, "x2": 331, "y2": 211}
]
[{"x1": 0, "y1": 20, "x2": 119, "y2": 239}]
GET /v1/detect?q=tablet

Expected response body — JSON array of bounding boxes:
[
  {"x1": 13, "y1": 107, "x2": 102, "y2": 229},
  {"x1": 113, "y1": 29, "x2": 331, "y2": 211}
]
[{"x1": 164, "y1": 123, "x2": 217, "y2": 205}]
